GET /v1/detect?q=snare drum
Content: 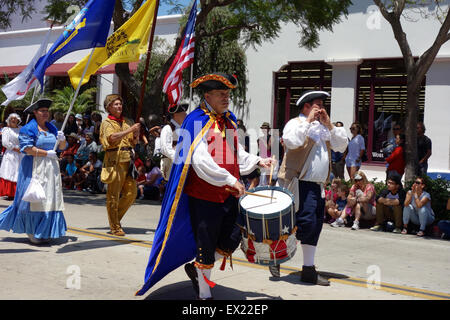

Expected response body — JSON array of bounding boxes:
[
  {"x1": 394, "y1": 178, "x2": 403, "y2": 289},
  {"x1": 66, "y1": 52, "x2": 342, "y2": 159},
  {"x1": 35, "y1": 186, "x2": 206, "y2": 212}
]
[{"x1": 238, "y1": 186, "x2": 297, "y2": 266}]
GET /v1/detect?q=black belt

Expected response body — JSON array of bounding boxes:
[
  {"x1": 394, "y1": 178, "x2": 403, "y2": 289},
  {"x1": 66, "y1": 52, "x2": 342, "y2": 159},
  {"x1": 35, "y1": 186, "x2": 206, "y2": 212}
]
[{"x1": 106, "y1": 147, "x2": 132, "y2": 152}]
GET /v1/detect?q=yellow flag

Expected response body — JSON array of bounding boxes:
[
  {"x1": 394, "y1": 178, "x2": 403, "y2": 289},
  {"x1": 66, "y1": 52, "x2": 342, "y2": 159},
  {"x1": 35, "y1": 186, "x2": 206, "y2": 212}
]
[{"x1": 68, "y1": 0, "x2": 157, "y2": 88}]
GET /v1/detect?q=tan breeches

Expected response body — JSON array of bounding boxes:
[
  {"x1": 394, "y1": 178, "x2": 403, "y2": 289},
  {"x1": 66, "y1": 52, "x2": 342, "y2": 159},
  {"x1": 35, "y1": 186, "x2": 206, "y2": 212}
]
[{"x1": 106, "y1": 162, "x2": 137, "y2": 232}]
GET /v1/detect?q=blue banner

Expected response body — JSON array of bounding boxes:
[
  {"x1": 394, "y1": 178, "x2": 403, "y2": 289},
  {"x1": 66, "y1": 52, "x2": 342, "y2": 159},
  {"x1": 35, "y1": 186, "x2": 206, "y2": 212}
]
[{"x1": 34, "y1": 0, "x2": 116, "y2": 87}]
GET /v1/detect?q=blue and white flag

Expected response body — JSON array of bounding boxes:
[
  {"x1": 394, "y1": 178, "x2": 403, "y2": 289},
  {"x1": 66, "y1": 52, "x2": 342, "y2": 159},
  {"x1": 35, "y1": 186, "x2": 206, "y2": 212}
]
[
  {"x1": 1, "y1": 29, "x2": 52, "y2": 106},
  {"x1": 33, "y1": 0, "x2": 116, "y2": 88}
]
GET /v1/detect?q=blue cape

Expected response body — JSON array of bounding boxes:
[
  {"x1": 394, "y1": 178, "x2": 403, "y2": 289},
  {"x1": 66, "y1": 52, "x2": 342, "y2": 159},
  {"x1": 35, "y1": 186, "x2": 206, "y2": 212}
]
[{"x1": 136, "y1": 103, "x2": 237, "y2": 296}]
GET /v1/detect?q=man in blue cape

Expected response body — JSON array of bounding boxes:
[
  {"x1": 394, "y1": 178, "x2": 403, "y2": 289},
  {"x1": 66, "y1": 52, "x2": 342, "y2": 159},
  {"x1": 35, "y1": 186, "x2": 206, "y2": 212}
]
[{"x1": 136, "y1": 73, "x2": 275, "y2": 299}]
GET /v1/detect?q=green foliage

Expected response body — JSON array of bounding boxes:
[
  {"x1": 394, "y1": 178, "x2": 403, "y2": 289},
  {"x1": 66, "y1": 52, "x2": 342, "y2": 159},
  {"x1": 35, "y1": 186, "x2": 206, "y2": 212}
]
[
  {"x1": 134, "y1": 37, "x2": 173, "y2": 102},
  {"x1": 0, "y1": 0, "x2": 36, "y2": 30},
  {"x1": 195, "y1": 7, "x2": 248, "y2": 110},
  {"x1": 49, "y1": 86, "x2": 97, "y2": 114},
  {"x1": 404, "y1": 176, "x2": 450, "y2": 221}
]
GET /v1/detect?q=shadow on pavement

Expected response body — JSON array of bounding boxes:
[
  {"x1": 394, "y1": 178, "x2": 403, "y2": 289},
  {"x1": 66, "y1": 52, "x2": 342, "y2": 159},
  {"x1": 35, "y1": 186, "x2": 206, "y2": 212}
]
[
  {"x1": 56, "y1": 239, "x2": 129, "y2": 254},
  {"x1": 62, "y1": 190, "x2": 162, "y2": 207},
  {"x1": 144, "y1": 281, "x2": 282, "y2": 300},
  {"x1": 1, "y1": 235, "x2": 78, "y2": 248},
  {"x1": 268, "y1": 270, "x2": 350, "y2": 285},
  {"x1": 85, "y1": 226, "x2": 156, "y2": 235}
]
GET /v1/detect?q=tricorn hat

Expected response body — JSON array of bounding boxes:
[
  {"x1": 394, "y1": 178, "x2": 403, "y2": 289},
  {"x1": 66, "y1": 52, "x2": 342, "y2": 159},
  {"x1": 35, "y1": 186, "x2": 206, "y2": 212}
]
[
  {"x1": 190, "y1": 73, "x2": 238, "y2": 92},
  {"x1": 296, "y1": 90, "x2": 330, "y2": 108},
  {"x1": 24, "y1": 98, "x2": 52, "y2": 113},
  {"x1": 168, "y1": 102, "x2": 189, "y2": 114}
]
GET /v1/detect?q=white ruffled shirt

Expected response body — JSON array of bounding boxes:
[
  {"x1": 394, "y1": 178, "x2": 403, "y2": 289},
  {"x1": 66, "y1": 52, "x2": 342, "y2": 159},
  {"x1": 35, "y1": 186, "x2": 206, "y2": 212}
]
[
  {"x1": 160, "y1": 119, "x2": 182, "y2": 161},
  {"x1": 191, "y1": 101, "x2": 262, "y2": 187},
  {"x1": 282, "y1": 114, "x2": 348, "y2": 184}
]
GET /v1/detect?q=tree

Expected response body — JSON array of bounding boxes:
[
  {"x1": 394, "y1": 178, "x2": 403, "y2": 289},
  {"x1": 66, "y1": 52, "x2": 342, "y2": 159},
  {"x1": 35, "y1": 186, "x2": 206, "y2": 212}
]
[
  {"x1": 114, "y1": 0, "x2": 352, "y2": 122},
  {"x1": 3, "y1": 0, "x2": 352, "y2": 122},
  {"x1": 50, "y1": 86, "x2": 98, "y2": 114},
  {"x1": 372, "y1": 0, "x2": 450, "y2": 181}
]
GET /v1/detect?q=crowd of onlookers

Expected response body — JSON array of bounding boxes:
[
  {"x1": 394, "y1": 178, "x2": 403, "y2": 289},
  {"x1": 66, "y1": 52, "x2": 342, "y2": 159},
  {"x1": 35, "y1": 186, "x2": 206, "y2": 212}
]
[{"x1": 0, "y1": 111, "x2": 448, "y2": 238}]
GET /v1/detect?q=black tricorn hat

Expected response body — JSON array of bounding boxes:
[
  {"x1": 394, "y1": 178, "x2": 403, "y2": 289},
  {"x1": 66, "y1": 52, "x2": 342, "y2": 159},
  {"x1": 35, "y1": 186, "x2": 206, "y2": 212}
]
[
  {"x1": 190, "y1": 73, "x2": 238, "y2": 92},
  {"x1": 24, "y1": 98, "x2": 52, "y2": 113},
  {"x1": 168, "y1": 102, "x2": 189, "y2": 114},
  {"x1": 296, "y1": 90, "x2": 330, "y2": 108}
]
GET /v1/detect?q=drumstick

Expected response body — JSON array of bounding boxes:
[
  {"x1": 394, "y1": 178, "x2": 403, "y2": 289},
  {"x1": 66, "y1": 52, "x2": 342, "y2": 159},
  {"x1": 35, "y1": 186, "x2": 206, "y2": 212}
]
[
  {"x1": 225, "y1": 188, "x2": 277, "y2": 200},
  {"x1": 268, "y1": 155, "x2": 276, "y2": 183}
]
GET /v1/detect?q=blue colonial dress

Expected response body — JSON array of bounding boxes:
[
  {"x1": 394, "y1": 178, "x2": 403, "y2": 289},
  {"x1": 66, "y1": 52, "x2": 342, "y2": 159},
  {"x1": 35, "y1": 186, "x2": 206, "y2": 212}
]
[{"x1": 0, "y1": 119, "x2": 66, "y2": 239}]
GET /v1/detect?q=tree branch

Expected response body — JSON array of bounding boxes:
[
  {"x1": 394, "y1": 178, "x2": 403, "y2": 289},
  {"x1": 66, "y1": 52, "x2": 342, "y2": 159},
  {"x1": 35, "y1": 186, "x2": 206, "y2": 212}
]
[{"x1": 415, "y1": 9, "x2": 450, "y2": 85}]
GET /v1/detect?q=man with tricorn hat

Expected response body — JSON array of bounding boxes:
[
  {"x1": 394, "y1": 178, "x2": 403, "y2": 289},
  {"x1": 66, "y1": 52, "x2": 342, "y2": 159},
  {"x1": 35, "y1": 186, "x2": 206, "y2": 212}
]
[
  {"x1": 136, "y1": 73, "x2": 275, "y2": 299},
  {"x1": 99, "y1": 94, "x2": 140, "y2": 237},
  {"x1": 159, "y1": 102, "x2": 188, "y2": 181},
  {"x1": 274, "y1": 90, "x2": 348, "y2": 285}
]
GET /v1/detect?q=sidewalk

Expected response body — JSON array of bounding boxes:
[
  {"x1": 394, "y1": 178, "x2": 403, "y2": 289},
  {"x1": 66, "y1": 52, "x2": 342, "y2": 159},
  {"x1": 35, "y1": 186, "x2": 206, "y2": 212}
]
[{"x1": 0, "y1": 190, "x2": 449, "y2": 301}]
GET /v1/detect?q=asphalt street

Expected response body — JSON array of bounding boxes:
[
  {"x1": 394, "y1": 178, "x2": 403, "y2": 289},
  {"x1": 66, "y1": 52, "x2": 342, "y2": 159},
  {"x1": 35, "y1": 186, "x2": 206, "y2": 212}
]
[{"x1": 0, "y1": 190, "x2": 449, "y2": 303}]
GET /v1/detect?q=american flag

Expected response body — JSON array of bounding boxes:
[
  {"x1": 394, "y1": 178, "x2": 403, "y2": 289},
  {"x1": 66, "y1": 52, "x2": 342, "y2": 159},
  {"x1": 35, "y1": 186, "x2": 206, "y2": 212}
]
[{"x1": 163, "y1": 1, "x2": 197, "y2": 108}]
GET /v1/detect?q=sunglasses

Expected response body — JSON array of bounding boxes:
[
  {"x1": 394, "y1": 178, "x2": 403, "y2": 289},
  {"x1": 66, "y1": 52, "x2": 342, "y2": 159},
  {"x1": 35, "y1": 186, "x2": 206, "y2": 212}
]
[
  {"x1": 414, "y1": 181, "x2": 423, "y2": 185},
  {"x1": 393, "y1": 127, "x2": 401, "y2": 130}
]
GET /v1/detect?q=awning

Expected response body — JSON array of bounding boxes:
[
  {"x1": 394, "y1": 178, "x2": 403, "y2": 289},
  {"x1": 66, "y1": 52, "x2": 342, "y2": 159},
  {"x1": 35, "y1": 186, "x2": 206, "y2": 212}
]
[{"x1": 0, "y1": 62, "x2": 139, "y2": 77}]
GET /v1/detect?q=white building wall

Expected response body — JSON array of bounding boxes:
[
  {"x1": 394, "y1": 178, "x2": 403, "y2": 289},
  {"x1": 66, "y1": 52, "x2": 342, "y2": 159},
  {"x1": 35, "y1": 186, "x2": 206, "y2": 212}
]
[{"x1": 424, "y1": 58, "x2": 450, "y2": 173}]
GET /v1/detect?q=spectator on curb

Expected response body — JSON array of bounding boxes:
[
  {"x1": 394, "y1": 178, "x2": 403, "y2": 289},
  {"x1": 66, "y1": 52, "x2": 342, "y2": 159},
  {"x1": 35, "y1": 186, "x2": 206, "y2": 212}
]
[
  {"x1": 345, "y1": 122, "x2": 365, "y2": 181},
  {"x1": 331, "y1": 121, "x2": 345, "y2": 179},
  {"x1": 136, "y1": 165, "x2": 147, "y2": 200},
  {"x1": 63, "y1": 114, "x2": 79, "y2": 136},
  {"x1": 325, "y1": 178, "x2": 342, "y2": 222},
  {"x1": 386, "y1": 133, "x2": 405, "y2": 180},
  {"x1": 329, "y1": 184, "x2": 349, "y2": 224},
  {"x1": 370, "y1": 172, "x2": 406, "y2": 233},
  {"x1": 80, "y1": 152, "x2": 103, "y2": 193},
  {"x1": 333, "y1": 171, "x2": 376, "y2": 230},
  {"x1": 402, "y1": 176, "x2": 435, "y2": 237},
  {"x1": 416, "y1": 122, "x2": 432, "y2": 176},
  {"x1": 75, "y1": 132, "x2": 98, "y2": 164}
]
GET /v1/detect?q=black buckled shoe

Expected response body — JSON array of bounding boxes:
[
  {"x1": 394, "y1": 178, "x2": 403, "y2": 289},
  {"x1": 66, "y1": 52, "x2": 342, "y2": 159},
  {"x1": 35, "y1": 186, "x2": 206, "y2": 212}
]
[
  {"x1": 268, "y1": 264, "x2": 281, "y2": 277},
  {"x1": 300, "y1": 265, "x2": 330, "y2": 286},
  {"x1": 184, "y1": 262, "x2": 199, "y2": 296}
]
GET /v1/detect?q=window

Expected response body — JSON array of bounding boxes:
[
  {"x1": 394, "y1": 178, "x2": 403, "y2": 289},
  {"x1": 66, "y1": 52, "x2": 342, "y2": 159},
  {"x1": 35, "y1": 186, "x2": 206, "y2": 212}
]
[
  {"x1": 274, "y1": 61, "x2": 332, "y2": 130},
  {"x1": 356, "y1": 59, "x2": 425, "y2": 162}
]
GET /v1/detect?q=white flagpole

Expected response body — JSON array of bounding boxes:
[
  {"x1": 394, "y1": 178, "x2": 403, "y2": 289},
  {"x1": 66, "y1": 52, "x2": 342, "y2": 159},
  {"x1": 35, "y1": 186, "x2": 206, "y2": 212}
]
[
  {"x1": 53, "y1": 48, "x2": 95, "y2": 151},
  {"x1": 188, "y1": 64, "x2": 193, "y2": 112}
]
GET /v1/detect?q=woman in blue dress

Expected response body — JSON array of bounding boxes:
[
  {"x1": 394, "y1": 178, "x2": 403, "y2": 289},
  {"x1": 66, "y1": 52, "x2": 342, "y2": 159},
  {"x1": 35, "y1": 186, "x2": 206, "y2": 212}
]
[{"x1": 0, "y1": 99, "x2": 67, "y2": 244}]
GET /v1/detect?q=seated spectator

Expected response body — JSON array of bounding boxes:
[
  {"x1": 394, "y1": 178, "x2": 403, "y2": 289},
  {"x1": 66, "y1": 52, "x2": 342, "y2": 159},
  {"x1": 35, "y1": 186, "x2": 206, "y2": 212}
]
[
  {"x1": 80, "y1": 152, "x2": 103, "y2": 193},
  {"x1": 136, "y1": 165, "x2": 147, "y2": 200},
  {"x1": 61, "y1": 154, "x2": 78, "y2": 190},
  {"x1": 402, "y1": 176, "x2": 435, "y2": 237},
  {"x1": 370, "y1": 172, "x2": 406, "y2": 233},
  {"x1": 76, "y1": 132, "x2": 98, "y2": 164},
  {"x1": 325, "y1": 178, "x2": 342, "y2": 222},
  {"x1": 73, "y1": 159, "x2": 85, "y2": 191},
  {"x1": 335, "y1": 171, "x2": 376, "y2": 230},
  {"x1": 438, "y1": 219, "x2": 450, "y2": 240},
  {"x1": 144, "y1": 159, "x2": 163, "y2": 200},
  {"x1": 386, "y1": 133, "x2": 405, "y2": 180},
  {"x1": 63, "y1": 114, "x2": 79, "y2": 136},
  {"x1": 329, "y1": 184, "x2": 349, "y2": 224}
]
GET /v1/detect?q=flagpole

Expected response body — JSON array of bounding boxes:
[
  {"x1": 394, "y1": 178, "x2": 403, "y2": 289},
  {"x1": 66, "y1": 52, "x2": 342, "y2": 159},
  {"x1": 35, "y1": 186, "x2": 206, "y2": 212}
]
[
  {"x1": 25, "y1": 85, "x2": 39, "y2": 124},
  {"x1": 53, "y1": 48, "x2": 96, "y2": 151},
  {"x1": 136, "y1": 0, "x2": 160, "y2": 123}
]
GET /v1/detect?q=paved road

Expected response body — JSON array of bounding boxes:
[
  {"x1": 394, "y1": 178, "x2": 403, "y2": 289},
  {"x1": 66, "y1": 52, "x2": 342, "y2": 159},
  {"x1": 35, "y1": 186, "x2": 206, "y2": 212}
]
[{"x1": 0, "y1": 190, "x2": 449, "y2": 302}]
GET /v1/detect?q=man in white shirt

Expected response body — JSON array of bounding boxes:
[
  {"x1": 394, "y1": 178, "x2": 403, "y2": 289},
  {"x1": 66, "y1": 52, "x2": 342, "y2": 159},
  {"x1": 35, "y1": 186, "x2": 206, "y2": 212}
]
[
  {"x1": 159, "y1": 103, "x2": 188, "y2": 181},
  {"x1": 183, "y1": 73, "x2": 276, "y2": 299},
  {"x1": 274, "y1": 90, "x2": 348, "y2": 285}
]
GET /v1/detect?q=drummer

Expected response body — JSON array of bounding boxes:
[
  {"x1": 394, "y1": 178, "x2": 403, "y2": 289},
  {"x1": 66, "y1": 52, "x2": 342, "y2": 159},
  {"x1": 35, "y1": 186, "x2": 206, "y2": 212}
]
[
  {"x1": 136, "y1": 73, "x2": 275, "y2": 300},
  {"x1": 275, "y1": 90, "x2": 348, "y2": 285},
  {"x1": 182, "y1": 73, "x2": 276, "y2": 299}
]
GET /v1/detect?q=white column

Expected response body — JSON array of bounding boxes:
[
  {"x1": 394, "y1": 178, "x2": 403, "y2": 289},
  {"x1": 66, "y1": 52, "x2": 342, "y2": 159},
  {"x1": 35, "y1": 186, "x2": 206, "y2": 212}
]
[
  {"x1": 96, "y1": 73, "x2": 118, "y2": 118},
  {"x1": 326, "y1": 59, "x2": 361, "y2": 136},
  {"x1": 424, "y1": 57, "x2": 450, "y2": 173}
]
